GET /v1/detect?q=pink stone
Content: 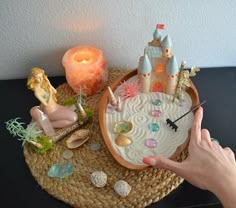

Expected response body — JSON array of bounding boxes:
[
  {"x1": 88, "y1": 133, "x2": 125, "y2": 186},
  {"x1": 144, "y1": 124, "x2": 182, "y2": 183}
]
[
  {"x1": 144, "y1": 138, "x2": 157, "y2": 148},
  {"x1": 151, "y1": 110, "x2": 161, "y2": 118}
]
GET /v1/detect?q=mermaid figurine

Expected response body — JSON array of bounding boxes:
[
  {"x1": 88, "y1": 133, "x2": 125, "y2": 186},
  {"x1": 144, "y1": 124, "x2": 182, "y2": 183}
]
[{"x1": 27, "y1": 67, "x2": 78, "y2": 135}]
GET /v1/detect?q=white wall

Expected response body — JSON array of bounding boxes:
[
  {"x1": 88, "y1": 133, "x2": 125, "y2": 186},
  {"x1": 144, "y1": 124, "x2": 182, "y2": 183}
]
[{"x1": 1, "y1": 0, "x2": 236, "y2": 79}]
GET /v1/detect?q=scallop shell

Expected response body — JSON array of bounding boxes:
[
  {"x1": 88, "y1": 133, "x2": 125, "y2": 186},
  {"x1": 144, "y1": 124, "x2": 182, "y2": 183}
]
[
  {"x1": 115, "y1": 134, "x2": 132, "y2": 147},
  {"x1": 90, "y1": 171, "x2": 107, "y2": 188},
  {"x1": 114, "y1": 180, "x2": 131, "y2": 197},
  {"x1": 66, "y1": 129, "x2": 90, "y2": 149}
]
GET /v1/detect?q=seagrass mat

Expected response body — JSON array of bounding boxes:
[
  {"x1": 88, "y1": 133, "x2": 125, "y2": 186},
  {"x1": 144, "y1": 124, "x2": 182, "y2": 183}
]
[{"x1": 23, "y1": 68, "x2": 187, "y2": 208}]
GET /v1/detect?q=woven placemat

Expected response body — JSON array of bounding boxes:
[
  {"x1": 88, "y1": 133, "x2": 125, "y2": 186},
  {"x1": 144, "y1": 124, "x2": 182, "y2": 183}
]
[{"x1": 23, "y1": 68, "x2": 187, "y2": 208}]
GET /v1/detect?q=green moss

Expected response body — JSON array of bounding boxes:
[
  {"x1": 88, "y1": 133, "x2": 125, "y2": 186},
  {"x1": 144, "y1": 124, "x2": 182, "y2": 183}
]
[
  {"x1": 33, "y1": 136, "x2": 53, "y2": 154},
  {"x1": 77, "y1": 107, "x2": 93, "y2": 123},
  {"x1": 63, "y1": 98, "x2": 76, "y2": 106}
]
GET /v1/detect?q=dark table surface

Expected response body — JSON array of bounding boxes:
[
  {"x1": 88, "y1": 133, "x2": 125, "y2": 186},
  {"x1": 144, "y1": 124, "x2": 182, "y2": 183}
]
[{"x1": 1, "y1": 67, "x2": 236, "y2": 208}]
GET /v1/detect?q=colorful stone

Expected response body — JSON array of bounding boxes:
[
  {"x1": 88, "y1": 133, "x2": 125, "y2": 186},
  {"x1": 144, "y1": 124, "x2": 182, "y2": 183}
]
[
  {"x1": 115, "y1": 134, "x2": 132, "y2": 147},
  {"x1": 107, "y1": 104, "x2": 114, "y2": 114},
  {"x1": 151, "y1": 110, "x2": 161, "y2": 118},
  {"x1": 63, "y1": 149, "x2": 74, "y2": 159},
  {"x1": 148, "y1": 123, "x2": 160, "y2": 132},
  {"x1": 114, "y1": 121, "x2": 133, "y2": 134},
  {"x1": 211, "y1": 138, "x2": 220, "y2": 144},
  {"x1": 145, "y1": 138, "x2": 157, "y2": 148},
  {"x1": 90, "y1": 143, "x2": 101, "y2": 151},
  {"x1": 48, "y1": 162, "x2": 74, "y2": 179},
  {"x1": 152, "y1": 99, "x2": 162, "y2": 106}
]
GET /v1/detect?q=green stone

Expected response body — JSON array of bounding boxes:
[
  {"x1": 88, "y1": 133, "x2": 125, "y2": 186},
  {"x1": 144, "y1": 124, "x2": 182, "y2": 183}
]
[
  {"x1": 211, "y1": 138, "x2": 220, "y2": 144},
  {"x1": 152, "y1": 99, "x2": 162, "y2": 106},
  {"x1": 48, "y1": 162, "x2": 74, "y2": 179}
]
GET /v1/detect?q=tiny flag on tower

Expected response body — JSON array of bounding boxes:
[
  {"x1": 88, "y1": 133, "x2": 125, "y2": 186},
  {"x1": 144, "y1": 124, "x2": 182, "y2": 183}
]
[{"x1": 156, "y1": 24, "x2": 165, "y2": 29}]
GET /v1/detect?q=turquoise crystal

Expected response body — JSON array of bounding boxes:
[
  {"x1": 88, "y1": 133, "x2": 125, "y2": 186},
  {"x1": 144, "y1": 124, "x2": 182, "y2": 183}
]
[
  {"x1": 48, "y1": 162, "x2": 74, "y2": 179},
  {"x1": 211, "y1": 138, "x2": 220, "y2": 144},
  {"x1": 148, "y1": 123, "x2": 160, "y2": 132},
  {"x1": 90, "y1": 143, "x2": 101, "y2": 151},
  {"x1": 152, "y1": 99, "x2": 162, "y2": 106}
]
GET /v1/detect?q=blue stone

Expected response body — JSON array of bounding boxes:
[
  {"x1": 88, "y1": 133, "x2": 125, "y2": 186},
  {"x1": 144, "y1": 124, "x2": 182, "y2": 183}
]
[
  {"x1": 90, "y1": 143, "x2": 101, "y2": 151},
  {"x1": 48, "y1": 162, "x2": 74, "y2": 179},
  {"x1": 148, "y1": 123, "x2": 160, "y2": 132}
]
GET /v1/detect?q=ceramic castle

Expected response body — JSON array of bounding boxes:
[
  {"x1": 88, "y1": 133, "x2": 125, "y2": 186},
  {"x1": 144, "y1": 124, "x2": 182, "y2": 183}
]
[{"x1": 138, "y1": 24, "x2": 180, "y2": 95}]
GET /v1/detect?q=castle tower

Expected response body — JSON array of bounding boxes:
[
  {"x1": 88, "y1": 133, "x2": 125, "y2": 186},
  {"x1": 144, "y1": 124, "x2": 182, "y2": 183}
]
[
  {"x1": 161, "y1": 35, "x2": 172, "y2": 58},
  {"x1": 149, "y1": 24, "x2": 164, "y2": 47},
  {"x1": 139, "y1": 53, "x2": 152, "y2": 93},
  {"x1": 165, "y1": 55, "x2": 179, "y2": 95}
]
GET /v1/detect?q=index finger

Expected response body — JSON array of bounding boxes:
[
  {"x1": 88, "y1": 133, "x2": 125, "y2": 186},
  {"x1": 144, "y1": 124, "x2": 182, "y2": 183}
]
[{"x1": 190, "y1": 106, "x2": 203, "y2": 144}]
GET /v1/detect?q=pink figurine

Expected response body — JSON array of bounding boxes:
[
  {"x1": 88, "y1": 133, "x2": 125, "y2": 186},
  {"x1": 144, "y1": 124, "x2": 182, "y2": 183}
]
[{"x1": 27, "y1": 67, "x2": 78, "y2": 133}]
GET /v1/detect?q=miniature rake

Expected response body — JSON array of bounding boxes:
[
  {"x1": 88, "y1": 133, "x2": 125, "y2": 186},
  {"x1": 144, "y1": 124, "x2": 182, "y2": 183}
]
[{"x1": 166, "y1": 100, "x2": 207, "y2": 132}]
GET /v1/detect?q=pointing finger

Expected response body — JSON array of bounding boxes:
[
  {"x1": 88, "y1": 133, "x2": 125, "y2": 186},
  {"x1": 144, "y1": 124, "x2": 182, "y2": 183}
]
[{"x1": 190, "y1": 107, "x2": 203, "y2": 144}]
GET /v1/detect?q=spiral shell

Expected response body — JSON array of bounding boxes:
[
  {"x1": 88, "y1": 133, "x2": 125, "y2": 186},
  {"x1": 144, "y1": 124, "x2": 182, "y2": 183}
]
[
  {"x1": 90, "y1": 171, "x2": 107, "y2": 188},
  {"x1": 66, "y1": 129, "x2": 90, "y2": 149},
  {"x1": 114, "y1": 180, "x2": 131, "y2": 197}
]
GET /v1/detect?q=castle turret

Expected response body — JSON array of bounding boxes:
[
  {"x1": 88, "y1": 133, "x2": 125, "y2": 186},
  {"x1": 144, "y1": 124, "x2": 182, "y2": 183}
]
[
  {"x1": 161, "y1": 35, "x2": 172, "y2": 58},
  {"x1": 153, "y1": 28, "x2": 162, "y2": 40},
  {"x1": 149, "y1": 24, "x2": 164, "y2": 47},
  {"x1": 139, "y1": 53, "x2": 152, "y2": 93},
  {"x1": 165, "y1": 55, "x2": 179, "y2": 95}
]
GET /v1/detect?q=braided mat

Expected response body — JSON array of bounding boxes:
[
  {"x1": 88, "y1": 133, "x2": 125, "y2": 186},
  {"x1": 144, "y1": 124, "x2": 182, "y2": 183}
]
[{"x1": 23, "y1": 69, "x2": 187, "y2": 208}]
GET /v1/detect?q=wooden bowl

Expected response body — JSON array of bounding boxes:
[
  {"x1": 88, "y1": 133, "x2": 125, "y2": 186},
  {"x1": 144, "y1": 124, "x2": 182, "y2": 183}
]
[{"x1": 99, "y1": 69, "x2": 199, "y2": 170}]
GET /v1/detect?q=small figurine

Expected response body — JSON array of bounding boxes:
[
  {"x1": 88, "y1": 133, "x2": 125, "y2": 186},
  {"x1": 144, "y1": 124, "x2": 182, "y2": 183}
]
[
  {"x1": 173, "y1": 65, "x2": 200, "y2": 103},
  {"x1": 27, "y1": 67, "x2": 78, "y2": 133}
]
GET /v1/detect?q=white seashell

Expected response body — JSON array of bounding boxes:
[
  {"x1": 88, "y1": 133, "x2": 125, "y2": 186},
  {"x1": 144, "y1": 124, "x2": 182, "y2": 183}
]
[
  {"x1": 116, "y1": 96, "x2": 122, "y2": 112},
  {"x1": 78, "y1": 103, "x2": 87, "y2": 120},
  {"x1": 90, "y1": 171, "x2": 107, "y2": 188},
  {"x1": 66, "y1": 129, "x2": 90, "y2": 149},
  {"x1": 108, "y1": 86, "x2": 117, "y2": 106},
  {"x1": 114, "y1": 180, "x2": 131, "y2": 197}
]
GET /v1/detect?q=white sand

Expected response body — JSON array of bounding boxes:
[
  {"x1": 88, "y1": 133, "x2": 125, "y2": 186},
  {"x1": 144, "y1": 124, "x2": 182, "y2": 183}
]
[{"x1": 105, "y1": 75, "x2": 193, "y2": 166}]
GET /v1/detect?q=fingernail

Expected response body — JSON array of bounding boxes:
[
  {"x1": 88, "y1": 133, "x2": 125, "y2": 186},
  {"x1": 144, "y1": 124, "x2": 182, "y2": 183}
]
[{"x1": 143, "y1": 157, "x2": 156, "y2": 166}]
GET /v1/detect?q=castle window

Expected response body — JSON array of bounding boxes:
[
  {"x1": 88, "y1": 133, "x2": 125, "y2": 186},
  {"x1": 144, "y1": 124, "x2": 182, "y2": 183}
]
[
  {"x1": 156, "y1": 63, "x2": 163, "y2": 73},
  {"x1": 171, "y1": 75, "x2": 174, "y2": 78},
  {"x1": 166, "y1": 49, "x2": 169, "y2": 53}
]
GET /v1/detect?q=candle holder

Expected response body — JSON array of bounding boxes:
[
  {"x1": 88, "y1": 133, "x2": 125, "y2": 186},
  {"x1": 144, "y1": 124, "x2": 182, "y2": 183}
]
[{"x1": 62, "y1": 46, "x2": 108, "y2": 96}]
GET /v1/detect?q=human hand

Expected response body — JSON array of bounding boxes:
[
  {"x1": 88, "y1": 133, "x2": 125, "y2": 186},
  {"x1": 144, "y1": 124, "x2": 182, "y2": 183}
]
[{"x1": 143, "y1": 107, "x2": 236, "y2": 200}]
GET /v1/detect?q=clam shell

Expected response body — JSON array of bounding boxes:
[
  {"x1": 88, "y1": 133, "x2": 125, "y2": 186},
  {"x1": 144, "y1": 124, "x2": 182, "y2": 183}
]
[
  {"x1": 113, "y1": 121, "x2": 133, "y2": 134},
  {"x1": 115, "y1": 134, "x2": 132, "y2": 147},
  {"x1": 66, "y1": 129, "x2": 90, "y2": 149}
]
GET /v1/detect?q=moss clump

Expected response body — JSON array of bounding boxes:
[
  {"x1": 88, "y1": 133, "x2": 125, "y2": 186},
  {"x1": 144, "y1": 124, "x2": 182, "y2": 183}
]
[
  {"x1": 33, "y1": 136, "x2": 53, "y2": 154},
  {"x1": 77, "y1": 107, "x2": 93, "y2": 123},
  {"x1": 63, "y1": 98, "x2": 76, "y2": 106}
]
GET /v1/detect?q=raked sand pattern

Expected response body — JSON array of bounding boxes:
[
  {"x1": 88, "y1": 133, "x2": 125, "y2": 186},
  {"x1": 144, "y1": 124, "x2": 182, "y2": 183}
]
[{"x1": 106, "y1": 75, "x2": 193, "y2": 166}]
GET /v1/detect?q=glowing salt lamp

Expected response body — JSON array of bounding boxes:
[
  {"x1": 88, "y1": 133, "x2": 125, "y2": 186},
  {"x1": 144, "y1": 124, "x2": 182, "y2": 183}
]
[{"x1": 62, "y1": 46, "x2": 108, "y2": 96}]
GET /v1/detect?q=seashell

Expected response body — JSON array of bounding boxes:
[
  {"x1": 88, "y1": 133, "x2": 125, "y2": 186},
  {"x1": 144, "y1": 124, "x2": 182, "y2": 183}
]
[
  {"x1": 108, "y1": 86, "x2": 117, "y2": 106},
  {"x1": 113, "y1": 121, "x2": 133, "y2": 134},
  {"x1": 90, "y1": 171, "x2": 107, "y2": 187},
  {"x1": 115, "y1": 134, "x2": 132, "y2": 147},
  {"x1": 116, "y1": 96, "x2": 122, "y2": 112},
  {"x1": 114, "y1": 180, "x2": 131, "y2": 197},
  {"x1": 78, "y1": 103, "x2": 87, "y2": 120},
  {"x1": 66, "y1": 129, "x2": 90, "y2": 149}
]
